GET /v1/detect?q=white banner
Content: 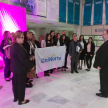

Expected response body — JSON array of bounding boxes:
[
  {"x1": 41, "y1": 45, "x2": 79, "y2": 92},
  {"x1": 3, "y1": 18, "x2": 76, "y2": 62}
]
[
  {"x1": 35, "y1": 46, "x2": 66, "y2": 73},
  {"x1": 36, "y1": 0, "x2": 47, "y2": 17}
]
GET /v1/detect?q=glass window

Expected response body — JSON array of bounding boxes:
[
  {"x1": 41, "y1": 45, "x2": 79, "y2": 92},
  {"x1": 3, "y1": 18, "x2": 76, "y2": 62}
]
[
  {"x1": 94, "y1": 36, "x2": 103, "y2": 40},
  {"x1": 97, "y1": 41, "x2": 104, "y2": 46}
]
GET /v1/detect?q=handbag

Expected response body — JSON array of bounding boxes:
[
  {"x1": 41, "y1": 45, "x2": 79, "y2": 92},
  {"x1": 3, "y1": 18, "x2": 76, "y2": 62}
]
[{"x1": 27, "y1": 69, "x2": 35, "y2": 79}]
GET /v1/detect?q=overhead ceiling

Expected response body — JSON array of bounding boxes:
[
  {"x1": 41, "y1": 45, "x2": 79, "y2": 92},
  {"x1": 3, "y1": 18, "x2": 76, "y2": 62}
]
[{"x1": 27, "y1": 17, "x2": 79, "y2": 31}]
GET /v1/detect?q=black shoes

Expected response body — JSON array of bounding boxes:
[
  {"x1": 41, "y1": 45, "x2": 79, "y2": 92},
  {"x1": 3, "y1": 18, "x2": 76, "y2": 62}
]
[
  {"x1": 96, "y1": 93, "x2": 108, "y2": 98},
  {"x1": 36, "y1": 74, "x2": 39, "y2": 78},
  {"x1": 71, "y1": 71, "x2": 74, "y2": 73},
  {"x1": 18, "y1": 100, "x2": 30, "y2": 105},
  {"x1": 13, "y1": 99, "x2": 18, "y2": 102},
  {"x1": 71, "y1": 70, "x2": 79, "y2": 73},
  {"x1": 75, "y1": 70, "x2": 79, "y2": 73},
  {"x1": 86, "y1": 69, "x2": 90, "y2": 71},
  {"x1": 44, "y1": 73, "x2": 50, "y2": 76}
]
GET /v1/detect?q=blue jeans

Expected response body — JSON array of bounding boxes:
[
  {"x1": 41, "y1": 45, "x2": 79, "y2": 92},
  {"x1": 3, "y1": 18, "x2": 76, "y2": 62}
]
[{"x1": 3, "y1": 56, "x2": 11, "y2": 78}]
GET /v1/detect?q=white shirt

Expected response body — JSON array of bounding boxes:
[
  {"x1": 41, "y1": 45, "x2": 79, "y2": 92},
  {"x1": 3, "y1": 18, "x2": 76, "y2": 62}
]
[
  {"x1": 80, "y1": 41, "x2": 84, "y2": 49},
  {"x1": 57, "y1": 40, "x2": 60, "y2": 46},
  {"x1": 28, "y1": 41, "x2": 34, "y2": 54}
]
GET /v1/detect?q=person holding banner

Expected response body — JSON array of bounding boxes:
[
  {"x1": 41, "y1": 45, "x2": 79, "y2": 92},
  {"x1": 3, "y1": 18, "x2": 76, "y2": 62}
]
[
  {"x1": 50, "y1": 30, "x2": 57, "y2": 46},
  {"x1": 60, "y1": 34, "x2": 67, "y2": 71},
  {"x1": 44, "y1": 33, "x2": 53, "y2": 76},
  {"x1": 62, "y1": 30, "x2": 70, "y2": 69},
  {"x1": 69, "y1": 36, "x2": 82, "y2": 73},
  {"x1": 56, "y1": 33, "x2": 62, "y2": 71},
  {"x1": 23, "y1": 31, "x2": 35, "y2": 87}
]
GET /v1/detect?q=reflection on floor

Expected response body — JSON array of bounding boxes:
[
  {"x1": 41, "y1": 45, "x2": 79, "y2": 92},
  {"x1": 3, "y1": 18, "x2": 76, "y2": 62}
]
[{"x1": 0, "y1": 54, "x2": 108, "y2": 108}]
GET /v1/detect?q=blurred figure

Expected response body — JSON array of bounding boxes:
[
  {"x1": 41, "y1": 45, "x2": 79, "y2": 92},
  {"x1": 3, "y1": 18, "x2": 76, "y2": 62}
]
[
  {"x1": 70, "y1": 33, "x2": 77, "y2": 42},
  {"x1": 56, "y1": 33, "x2": 61, "y2": 71},
  {"x1": 60, "y1": 34, "x2": 67, "y2": 71},
  {"x1": 62, "y1": 30, "x2": 70, "y2": 69},
  {"x1": 94, "y1": 30, "x2": 108, "y2": 98},
  {"x1": 44, "y1": 33, "x2": 53, "y2": 76},
  {"x1": 85, "y1": 37, "x2": 95, "y2": 71},
  {"x1": 39, "y1": 35, "x2": 44, "y2": 43},
  {"x1": 10, "y1": 30, "x2": 34, "y2": 105},
  {"x1": 0, "y1": 31, "x2": 12, "y2": 81},
  {"x1": 31, "y1": 34, "x2": 41, "y2": 78},
  {"x1": 78, "y1": 35, "x2": 86, "y2": 70},
  {"x1": 50, "y1": 30, "x2": 57, "y2": 46},
  {"x1": 22, "y1": 31, "x2": 35, "y2": 87},
  {"x1": 69, "y1": 36, "x2": 82, "y2": 73}
]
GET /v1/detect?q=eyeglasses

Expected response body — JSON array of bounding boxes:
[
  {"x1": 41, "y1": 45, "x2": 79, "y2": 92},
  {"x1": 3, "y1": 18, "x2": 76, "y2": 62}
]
[{"x1": 18, "y1": 37, "x2": 24, "y2": 39}]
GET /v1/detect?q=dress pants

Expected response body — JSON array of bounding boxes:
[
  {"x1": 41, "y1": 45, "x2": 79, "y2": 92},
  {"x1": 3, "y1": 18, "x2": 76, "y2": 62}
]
[
  {"x1": 64, "y1": 52, "x2": 68, "y2": 68},
  {"x1": 13, "y1": 73, "x2": 26, "y2": 102},
  {"x1": 86, "y1": 52, "x2": 93, "y2": 69},
  {"x1": 3, "y1": 56, "x2": 11, "y2": 78},
  {"x1": 71, "y1": 53, "x2": 79, "y2": 71},
  {"x1": 100, "y1": 68, "x2": 108, "y2": 96}
]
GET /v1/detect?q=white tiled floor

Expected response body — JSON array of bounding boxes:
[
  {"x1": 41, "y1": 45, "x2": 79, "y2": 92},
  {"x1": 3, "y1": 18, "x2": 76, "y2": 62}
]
[{"x1": 0, "y1": 59, "x2": 108, "y2": 108}]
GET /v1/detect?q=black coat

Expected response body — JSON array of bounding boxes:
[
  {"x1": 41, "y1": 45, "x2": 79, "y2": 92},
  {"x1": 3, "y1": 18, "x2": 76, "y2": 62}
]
[
  {"x1": 60, "y1": 40, "x2": 68, "y2": 51},
  {"x1": 85, "y1": 43, "x2": 95, "y2": 55},
  {"x1": 94, "y1": 40, "x2": 108, "y2": 69},
  {"x1": 10, "y1": 42, "x2": 34, "y2": 74},
  {"x1": 78, "y1": 40, "x2": 86, "y2": 54},
  {"x1": 34, "y1": 40, "x2": 41, "y2": 48},
  {"x1": 22, "y1": 41, "x2": 30, "y2": 55}
]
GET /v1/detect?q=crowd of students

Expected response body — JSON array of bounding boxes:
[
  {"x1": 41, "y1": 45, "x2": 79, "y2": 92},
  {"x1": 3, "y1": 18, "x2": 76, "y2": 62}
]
[{"x1": 0, "y1": 30, "x2": 95, "y2": 105}]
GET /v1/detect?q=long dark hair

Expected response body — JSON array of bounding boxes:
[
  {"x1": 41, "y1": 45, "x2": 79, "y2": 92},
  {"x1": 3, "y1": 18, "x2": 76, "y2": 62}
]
[
  {"x1": 45, "y1": 33, "x2": 51, "y2": 42},
  {"x1": 61, "y1": 34, "x2": 66, "y2": 43},
  {"x1": 79, "y1": 35, "x2": 85, "y2": 42},
  {"x1": 56, "y1": 33, "x2": 61, "y2": 40},
  {"x1": 50, "y1": 30, "x2": 56, "y2": 40},
  {"x1": 88, "y1": 37, "x2": 93, "y2": 43}
]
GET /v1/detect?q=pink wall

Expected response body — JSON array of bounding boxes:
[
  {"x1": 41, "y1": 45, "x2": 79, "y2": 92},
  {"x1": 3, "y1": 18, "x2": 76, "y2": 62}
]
[
  {"x1": 0, "y1": 3, "x2": 27, "y2": 64},
  {"x1": 0, "y1": 3, "x2": 27, "y2": 43}
]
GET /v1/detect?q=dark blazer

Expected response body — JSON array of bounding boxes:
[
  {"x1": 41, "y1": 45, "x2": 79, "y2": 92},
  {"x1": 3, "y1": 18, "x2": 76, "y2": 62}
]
[
  {"x1": 60, "y1": 40, "x2": 68, "y2": 51},
  {"x1": 10, "y1": 42, "x2": 34, "y2": 74},
  {"x1": 0, "y1": 40, "x2": 5, "y2": 55},
  {"x1": 66, "y1": 36, "x2": 70, "y2": 53},
  {"x1": 69, "y1": 41, "x2": 82, "y2": 57},
  {"x1": 78, "y1": 40, "x2": 86, "y2": 53},
  {"x1": 94, "y1": 40, "x2": 108, "y2": 69},
  {"x1": 85, "y1": 43, "x2": 95, "y2": 55},
  {"x1": 52, "y1": 36, "x2": 57, "y2": 46},
  {"x1": 34, "y1": 40, "x2": 41, "y2": 48},
  {"x1": 22, "y1": 41, "x2": 30, "y2": 55}
]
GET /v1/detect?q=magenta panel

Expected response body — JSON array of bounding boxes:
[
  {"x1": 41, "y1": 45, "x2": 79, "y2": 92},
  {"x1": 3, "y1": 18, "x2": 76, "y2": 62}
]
[{"x1": 0, "y1": 3, "x2": 27, "y2": 43}]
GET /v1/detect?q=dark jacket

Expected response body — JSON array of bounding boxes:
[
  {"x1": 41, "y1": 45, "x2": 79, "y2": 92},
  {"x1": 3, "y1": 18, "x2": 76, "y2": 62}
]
[
  {"x1": 0, "y1": 40, "x2": 5, "y2": 55},
  {"x1": 34, "y1": 40, "x2": 41, "y2": 48},
  {"x1": 94, "y1": 40, "x2": 108, "y2": 69},
  {"x1": 69, "y1": 41, "x2": 82, "y2": 57},
  {"x1": 60, "y1": 39, "x2": 67, "y2": 51},
  {"x1": 22, "y1": 41, "x2": 30, "y2": 55},
  {"x1": 10, "y1": 42, "x2": 34, "y2": 74},
  {"x1": 78, "y1": 40, "x2": 86, "y2": 53},
  {"x1": 85, "y1": 42, "x2": 95, "y2": 55},
  {"x1": 52, "y1": 36, "x2": 57, "y2": 46}
]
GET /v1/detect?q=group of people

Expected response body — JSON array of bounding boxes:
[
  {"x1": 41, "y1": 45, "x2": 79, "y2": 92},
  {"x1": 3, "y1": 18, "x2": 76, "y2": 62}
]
[{"x1": 0, "y1": 29, "x2": 96, "y2": 105}]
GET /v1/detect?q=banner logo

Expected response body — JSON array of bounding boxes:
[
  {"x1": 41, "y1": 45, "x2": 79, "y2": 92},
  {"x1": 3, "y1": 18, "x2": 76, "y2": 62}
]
[{"x1": 41, "y1": 54, "x2": 61, "y2": 63}]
